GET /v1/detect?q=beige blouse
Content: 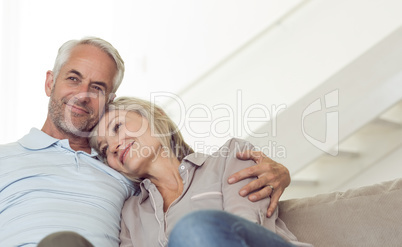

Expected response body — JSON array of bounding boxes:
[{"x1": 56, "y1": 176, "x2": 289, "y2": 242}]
[{"x1": 119, "y1": 138, "x2": 311, "y2": 247}]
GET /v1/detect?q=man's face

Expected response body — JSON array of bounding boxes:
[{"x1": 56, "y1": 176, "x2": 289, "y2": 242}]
[{"x1": 45, "y1": 44, "x2": 117, "y2": 137}]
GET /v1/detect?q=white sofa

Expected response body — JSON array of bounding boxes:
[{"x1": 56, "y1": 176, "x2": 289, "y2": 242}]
[{"x1": 278, "y1": 178, "x2": 402, "y2": 247}]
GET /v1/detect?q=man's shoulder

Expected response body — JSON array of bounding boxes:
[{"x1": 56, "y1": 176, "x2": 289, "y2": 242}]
[
  {"x1": 0, "y1": 133, "x2": 52, "y2": 161},
  {"x1": 0, "y1": 141, "x2": 26, "y2": 158},
  {"x1": 0, "y1": 141, "x2": 21, "y2": 148}
]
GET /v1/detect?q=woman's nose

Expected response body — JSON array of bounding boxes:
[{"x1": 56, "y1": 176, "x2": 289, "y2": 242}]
[{"x1": 109, "y1": 142, "x2": 121, "y2": 155}]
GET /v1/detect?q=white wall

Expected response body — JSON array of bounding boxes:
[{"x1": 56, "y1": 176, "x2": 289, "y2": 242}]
[
  {"x1": 164, "y1": 0, "x2": 402, "y2": 152},
  {"x1": 2, "y1": 0, "x2": 402, "y2": 199},
  {"x1": 0, "y1": 0, "x2": 302, "y2": 144}
]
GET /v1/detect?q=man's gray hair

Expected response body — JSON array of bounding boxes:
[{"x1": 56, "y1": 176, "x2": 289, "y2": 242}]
[{"x1": 52, "y1": 37, "x2": 125, "y2": 93}]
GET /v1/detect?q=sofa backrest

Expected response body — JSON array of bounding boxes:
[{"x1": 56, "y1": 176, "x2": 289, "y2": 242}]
[{"x1": 278, "y1": 178, "x2": 402, "y2": 247}]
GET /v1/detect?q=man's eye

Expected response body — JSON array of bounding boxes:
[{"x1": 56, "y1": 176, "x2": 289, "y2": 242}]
[
  {"x1": 92, "y1": 85, "x2": 105, "y2": 94},
  {"x1": 68, "y1": 77, "x2": 79, "y2": 82}
]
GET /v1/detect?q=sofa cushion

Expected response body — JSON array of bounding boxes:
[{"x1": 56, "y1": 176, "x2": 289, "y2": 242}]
[{"x1": 278, "y1": 178, "x2": 402, "y2": 247}]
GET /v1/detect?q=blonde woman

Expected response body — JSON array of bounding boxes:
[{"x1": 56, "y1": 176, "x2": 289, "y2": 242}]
[{"x1": 90, "y1": 97, "x2": 311, "y2": 247}]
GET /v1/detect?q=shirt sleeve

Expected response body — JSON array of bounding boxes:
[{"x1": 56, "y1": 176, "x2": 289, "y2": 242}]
[
  {"x1": 220, "y1": 138, "x2": 277, "y2": 231},
  {"x1": 119, "y1": 216, "x2": 134, "y2": 247}
]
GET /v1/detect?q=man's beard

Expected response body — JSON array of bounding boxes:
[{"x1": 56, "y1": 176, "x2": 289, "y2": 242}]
[{"x1": 48, "y1": 95, "x2": 97, "y2": 138}]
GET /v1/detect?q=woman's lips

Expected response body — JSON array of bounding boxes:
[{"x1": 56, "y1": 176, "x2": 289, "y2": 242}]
[{"x1": 120, "y1": 141, "x2": 135, "y2": 165}]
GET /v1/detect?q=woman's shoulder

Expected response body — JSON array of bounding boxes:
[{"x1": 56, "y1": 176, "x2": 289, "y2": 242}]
[
  {"x1": 220, "y1": 138, "x2": 255, "y2": 151},
  {"x1": 203, "y1": 138, "x2": 255, "y2": 162}
]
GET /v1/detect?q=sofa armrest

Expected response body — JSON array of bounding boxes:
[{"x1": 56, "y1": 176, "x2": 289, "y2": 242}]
[{"x1": 278, "y1": 178, "x2": 402, "y2": 247}]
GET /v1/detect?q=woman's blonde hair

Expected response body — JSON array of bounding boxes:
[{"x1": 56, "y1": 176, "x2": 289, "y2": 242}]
[{"x1": 90, "y1": 96, "x2": 194, "y2": 164}]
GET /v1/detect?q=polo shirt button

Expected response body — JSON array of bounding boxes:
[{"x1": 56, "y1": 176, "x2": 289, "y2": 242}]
[{"x1": 180, "y1": 165, "x2": 185, "y2": 170}]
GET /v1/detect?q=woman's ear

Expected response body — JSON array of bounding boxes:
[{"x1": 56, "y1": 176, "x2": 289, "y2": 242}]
[{"x1": 45, "y1": 70, "x2": 54, "y2": 97}]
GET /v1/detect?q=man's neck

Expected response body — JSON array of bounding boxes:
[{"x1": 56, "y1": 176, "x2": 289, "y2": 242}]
[{"x1": 42, "y1": 118, "x2": 92, "y2": 153}]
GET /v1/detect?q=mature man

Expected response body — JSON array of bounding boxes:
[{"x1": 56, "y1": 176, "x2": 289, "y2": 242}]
[{"x1": 0, "y1": 37, "x2": 290, "y2": 247}]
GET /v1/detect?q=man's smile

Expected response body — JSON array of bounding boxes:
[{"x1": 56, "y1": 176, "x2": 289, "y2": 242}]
[{"x1": 66, "y1": 102, "x2": 90, "y2": 115}]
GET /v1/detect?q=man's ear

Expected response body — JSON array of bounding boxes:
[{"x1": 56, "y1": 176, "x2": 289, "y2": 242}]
[
  {"x1": 45, "y1": 70, "x2": 54, "y2": 97},
  {"x1": 108, "y1": 93, "x2": 116, "y2": 103}
]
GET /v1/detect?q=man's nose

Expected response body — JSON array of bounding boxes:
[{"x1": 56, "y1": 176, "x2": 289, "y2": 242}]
[{"x1": 74, "y1": 83, "x2": 94, "y2": 102}]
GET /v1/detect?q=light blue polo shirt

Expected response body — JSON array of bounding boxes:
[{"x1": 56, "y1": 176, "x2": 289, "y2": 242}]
[{"x1": 0, "y1": 128, "x2": 136, "y2": 247}]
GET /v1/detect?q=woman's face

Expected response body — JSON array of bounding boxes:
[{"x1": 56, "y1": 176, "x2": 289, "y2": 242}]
[{"x1": 96, "y1": 109, "x2": 162, "y2": 178}]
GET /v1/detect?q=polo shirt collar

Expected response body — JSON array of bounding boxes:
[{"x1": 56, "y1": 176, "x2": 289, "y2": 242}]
[
  {"x1": 138, "y1": 180, "x2": 151, "y2": 203},
  {"x1": 182, "y1": 152, "x2": 209, "y2": 167},
  {"x1": 137, "y1": 152, "x2": 210, "y2": 204},
  {"x1": 19, "y1": 128, "x2": 59, "y2": 150},
  {"x1": 18, "y1": 128, "x2": 98, "y2": 157}
]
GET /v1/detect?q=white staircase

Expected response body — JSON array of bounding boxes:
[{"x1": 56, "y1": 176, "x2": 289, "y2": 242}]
[{"x1": 163, "y1": 0, "x2": 402, "y2": 199}]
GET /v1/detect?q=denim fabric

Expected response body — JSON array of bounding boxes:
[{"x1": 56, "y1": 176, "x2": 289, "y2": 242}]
[
  {"x1": 38, "y1": 232, "x2": 94, "y2": 247},
  {"x1": 168, "y1": 210, "x2": 297, "y2": 247}
]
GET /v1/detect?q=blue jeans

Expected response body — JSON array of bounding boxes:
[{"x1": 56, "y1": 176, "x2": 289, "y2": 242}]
[
  {"x1": 168, "y1": 210, "x2": 296, "y2": 247},
  {"x1": 37, "y1": 231, "x2": 94, "y2": 247}
]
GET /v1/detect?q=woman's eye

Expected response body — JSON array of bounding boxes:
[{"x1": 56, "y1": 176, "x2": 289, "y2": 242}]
[
  {"x1": 113, "y1": 122, "x2": 122, "y2": 133},
  {"x1": 101, "y1": 145, "x2": 108, "y2": 157}
]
